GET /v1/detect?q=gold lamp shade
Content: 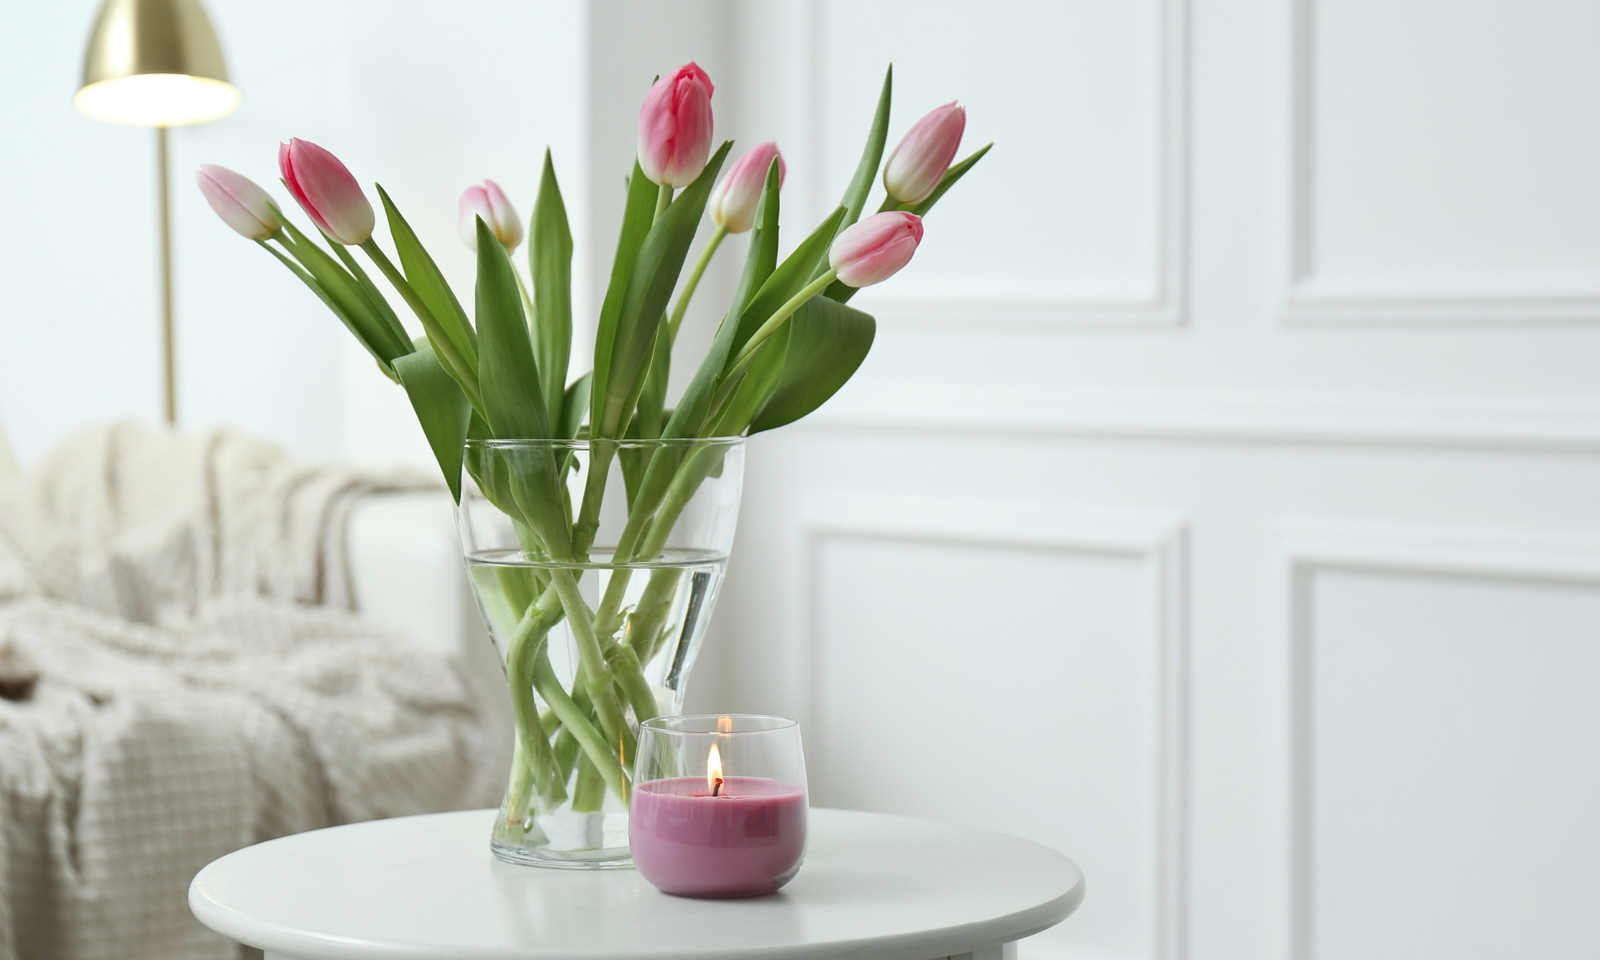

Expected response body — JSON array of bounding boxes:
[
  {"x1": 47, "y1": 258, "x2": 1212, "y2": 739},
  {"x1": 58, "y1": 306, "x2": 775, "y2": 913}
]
[{"x1": 74, "y1": 0, "x2": 239, "y2": 127}]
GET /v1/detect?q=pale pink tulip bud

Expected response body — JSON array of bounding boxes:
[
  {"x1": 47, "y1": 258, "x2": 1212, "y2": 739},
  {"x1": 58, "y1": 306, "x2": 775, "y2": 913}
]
[
  {"x1": 829, "y1": 211, "x2": 924, "y2": 287},
  {"x1": 458, "y1": 179, "x2": 523, "y2": 252},
  {"x1": 196, "y1": 164, "x2": 281, "y2": 240},
  {"x1": 637, "y1": 62, "x2": 715, "y2": 187},
  {"x1": 708, "y1": 142, "x2": 785, "y2": 233},
  {"x1": 278, "y1": 138, "x2": 375, "y2": 245},
  {"x1": 883, "y1": 101, "x2": 966, "y2": 204}
]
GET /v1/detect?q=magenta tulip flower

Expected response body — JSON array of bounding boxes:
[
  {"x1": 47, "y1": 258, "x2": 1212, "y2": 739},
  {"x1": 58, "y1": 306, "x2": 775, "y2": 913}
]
[
  {"x1": 708, "y1": 142, "x2": 785, "y2": 234},
  {"x1": 637, "y1": 62, "x2": 715, "y2": 187},
  {"x1": 459, "y1": 179, "x2": 523, "y2": 252},
  {"x1": 196, "y1": 164, "x2": 281, "y2": 240},
  {"x1": 278, "y1": 138, "x2": 375, "y2": 245},
  {"x1": 829, "y1": 211, "x2": 924, "y2": 287},
  {"x1": 883, "y1": 101, "x2": 966, "y2": 205}
]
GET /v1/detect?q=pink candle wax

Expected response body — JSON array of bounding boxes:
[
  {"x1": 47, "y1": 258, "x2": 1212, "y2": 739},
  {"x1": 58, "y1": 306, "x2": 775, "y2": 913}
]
[{"x1": 630, "y1": 776, "x2": 807, "y2": 898}]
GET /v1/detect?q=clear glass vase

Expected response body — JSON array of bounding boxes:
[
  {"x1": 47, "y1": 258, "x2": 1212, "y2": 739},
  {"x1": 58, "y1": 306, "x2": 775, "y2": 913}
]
[{"x1": 457, "y1": 437, "x2": 744, "y2": 868}]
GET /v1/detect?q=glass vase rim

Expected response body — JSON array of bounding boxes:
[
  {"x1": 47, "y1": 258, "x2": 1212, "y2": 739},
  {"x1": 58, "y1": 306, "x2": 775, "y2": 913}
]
[
  {"x1": 465, "y1": 435, "x2": 745, "y2": 451},
  {"x1": 640, "y1": 714, "x2": 798, "y2": 735}
]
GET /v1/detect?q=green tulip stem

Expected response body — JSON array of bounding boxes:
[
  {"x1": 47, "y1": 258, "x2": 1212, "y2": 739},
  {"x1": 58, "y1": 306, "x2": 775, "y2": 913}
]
[
  {"x1": 528, "y1": 637, "x2": 629, "y2": 801},
  {"x1": 501, "y1": 741, "x2": 535, "y2": 829},
  {"x1": 358, "y1": 239, "x2": 485, "y2": 412},
  {"x1": 501, "y1": 585, "x2": 569, "y2": 816},
  {"x1": 500, "y1": 575, "x2": 636, "y2": 806},
  {"x1": 723, "y1": 268, "x2": 839, "y2": 380},
  {"x1": 329, "y1": 241, "x2": 413, "y2": 353},
  {"x1": 547, "y1": 568, "x2": 630, "y2": 751},
  {"x1": 511, "y1": 262, "x2": 535, "y2": 334},
  {"x1": 668, "y1": 224, "x2": 727, "y2": 344},
  {"x1": 654, "y1": 183, "x2": 673, "y2": 221},
  {"x1": 257, "y1": 236, "x2": 400, "y2": 383},
  {"x1": 569, "y1": 452, "x2": 612, "y2": 563}
]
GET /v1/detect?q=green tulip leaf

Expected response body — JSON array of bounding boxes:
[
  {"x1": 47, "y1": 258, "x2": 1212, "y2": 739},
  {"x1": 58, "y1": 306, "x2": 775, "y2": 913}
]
[
  {"x1": 331, "y1": 241, "x2": 413, "y2": 353},
  {"x1": 257, "y1": 239, "x2": 397, "y2": 378},
  {"x1": 394, "y1": 345, "x2": 471, "y2": 501},
  {"x1": 560, "y1": 372, "x2": 592, "y2": 441},
  {"x1": 907, "y1": 142, "x2": 992, "y2": 217},
  {"x1": 475, "y1": 218, "x2": 549, "y2": 441},
  {"x1": 530, "y1": 151, "x2": 574, "y2": 433},
  {"x1": 473, "y1": 220, "x2": 575, "y2": 559},
  {"x1": 378, "y1": 185, "x2": 478, "y2": 367},
  {"x1": 706, "y1": 322, "x2": 791, "y2": 438},
  {"x1": 664, "y1": 158, "x2": 783, "y2": 444},
  {"x1": 811, "y1": 64, "x2": 892, "y2": 288},
  {"x1": 743, "y1": 157, "x2": 784, "y2": 304},
  {"x1": 728, "y1": 205, "x2": 846, "y2": 368},
  {"x1": 749, "y1": 294, "x2": 876, "y2": 433},
  {"x1": 609, "y1": 160, "x2": 784, "y2": 530},
  {"x1": 274, "y1": 220, "x2": 409, "y2": 363},
  {"x1": 591, "y1": 161, "x2": 663, "y2": 441},
  {"x1": 632, "y1": 314, "x2": 672, "y2": 440},
  {"x1": 594, "y1": 141, "x2": 733, "y2": 440}
]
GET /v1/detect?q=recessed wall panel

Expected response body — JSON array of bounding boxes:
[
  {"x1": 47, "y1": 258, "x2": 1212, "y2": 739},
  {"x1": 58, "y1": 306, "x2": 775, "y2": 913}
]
[
  {"x1": 1309, "y1": 569, "x2": 1600, "y2": 959},
  {"x1": 1297, "y1": 0, "x2": 1600, "y2": 301},
  {"x1": 812, "y1": 534, "x2": 1157, "y2": 960},
  {"x1": 817, "y1": 0, "x2": 1166, "y2": 305}
]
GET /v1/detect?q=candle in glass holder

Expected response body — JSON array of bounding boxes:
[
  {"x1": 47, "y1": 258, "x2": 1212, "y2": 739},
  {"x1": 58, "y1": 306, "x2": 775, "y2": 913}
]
[{"x1": 631, "y1": 716, "x2": 808, "y2": 898}]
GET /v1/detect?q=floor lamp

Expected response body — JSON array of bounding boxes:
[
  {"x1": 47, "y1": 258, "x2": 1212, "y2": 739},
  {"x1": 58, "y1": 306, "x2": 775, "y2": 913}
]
[{"x1": 74, "y1": 0, "x2": 240, "y2": 425}]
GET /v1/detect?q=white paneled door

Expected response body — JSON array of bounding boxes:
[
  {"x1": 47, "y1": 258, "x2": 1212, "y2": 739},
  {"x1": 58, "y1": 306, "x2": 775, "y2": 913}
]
[{"x1": 617, "y1": 2, "x2": 1600, "y2": 959}]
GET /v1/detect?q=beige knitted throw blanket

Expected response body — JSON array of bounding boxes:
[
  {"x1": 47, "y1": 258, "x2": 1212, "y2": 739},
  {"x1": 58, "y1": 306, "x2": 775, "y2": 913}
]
[{"x1": 0, "y1": 422, "x2": 501, "y2": 960}]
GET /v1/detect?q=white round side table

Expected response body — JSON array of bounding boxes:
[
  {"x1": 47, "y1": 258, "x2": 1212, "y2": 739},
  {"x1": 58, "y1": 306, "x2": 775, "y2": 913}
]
[{"x1": 189, "y1": 808, "x2": 1085, "y2": 960}]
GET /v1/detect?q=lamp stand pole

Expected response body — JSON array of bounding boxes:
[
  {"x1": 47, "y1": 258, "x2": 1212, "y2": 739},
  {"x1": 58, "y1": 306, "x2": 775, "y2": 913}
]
[{"x1": 156, "y1": 125, "x2": 176, "y2": 425}]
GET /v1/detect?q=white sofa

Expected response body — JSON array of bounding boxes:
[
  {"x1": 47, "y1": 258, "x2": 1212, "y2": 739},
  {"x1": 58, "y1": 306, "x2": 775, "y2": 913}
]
[
  {"x1": 346, "y1": 489, "x2": 513, "y2": 769},
  {"x1": 0, "y1": 418, "x2": 15, "y2": 487},
  {"x1": 0, "y1": 422, "x2": 510, "y2": 759}
]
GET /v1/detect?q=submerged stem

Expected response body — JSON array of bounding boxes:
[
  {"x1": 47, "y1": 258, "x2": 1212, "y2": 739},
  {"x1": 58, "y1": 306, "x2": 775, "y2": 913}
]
[
  {"x1": 528, "y1": 636, "x2": 629, "y2": 800},
  {"x1": 548, "y1": 568, "x2": 630, "y2": 750}
]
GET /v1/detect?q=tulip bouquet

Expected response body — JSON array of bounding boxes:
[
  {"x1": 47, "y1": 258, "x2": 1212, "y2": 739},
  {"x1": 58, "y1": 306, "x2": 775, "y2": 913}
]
[{"x1": 199, "y1": 63, "x2": 987, "y2": 864}]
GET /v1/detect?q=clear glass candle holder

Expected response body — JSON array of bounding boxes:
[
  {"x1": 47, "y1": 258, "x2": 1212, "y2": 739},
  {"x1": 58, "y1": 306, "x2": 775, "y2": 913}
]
[{"x1": 630, "y1": 715, "x2": 808, "y2": 898}]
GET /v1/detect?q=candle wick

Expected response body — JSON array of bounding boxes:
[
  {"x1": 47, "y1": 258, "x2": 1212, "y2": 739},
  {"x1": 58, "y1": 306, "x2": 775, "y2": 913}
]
[{"x1": 713, "y1": 777, "x2": 723, "y2": 797}]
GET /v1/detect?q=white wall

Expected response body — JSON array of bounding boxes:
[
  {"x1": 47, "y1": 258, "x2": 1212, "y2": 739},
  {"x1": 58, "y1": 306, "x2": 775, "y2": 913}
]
[{"x1": 5, "y1": 3, "x2": 1600, "y2": 960}]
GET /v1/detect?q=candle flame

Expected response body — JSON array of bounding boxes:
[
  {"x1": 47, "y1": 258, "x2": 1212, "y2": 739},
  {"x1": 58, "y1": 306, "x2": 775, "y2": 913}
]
[{"x1": 707, "y1": 743, "x2": 724, "y2": 796}]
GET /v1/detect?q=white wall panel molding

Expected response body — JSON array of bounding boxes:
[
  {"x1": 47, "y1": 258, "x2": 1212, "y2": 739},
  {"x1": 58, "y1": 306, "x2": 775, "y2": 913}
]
[
  {"x1": 801, "y1": 384, "x2": 1600, "y2": 454},
  {"x1": 1282, "y1": 0, "x2": 1600, "y2": 327},
  {"x1": 792, "y1": 496, "x2": 1189, "y2": 960},
  {"x1": 818, "y1": 0, "x2": 1190, "y2": 330},
  {"x1": 1280, "y1": 287, "x2": 1600, "y2": 327},
  {"x1": 1273, "y1": 521, "x2": 1600, "y2": 960}
]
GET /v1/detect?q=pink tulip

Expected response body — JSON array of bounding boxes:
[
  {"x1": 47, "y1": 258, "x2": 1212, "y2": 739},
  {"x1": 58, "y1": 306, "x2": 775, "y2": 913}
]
[
  {"x1": 637, "y1": 62, "x2": 715, "y2": 187},
  {"x1": 829, "y1": 211, "x2": 924, "y2": 287},
  {"x1": 278, "y1": 138, "x2": 375, "y2": 245},
  {"x1": 196, "y1": 164, "x2": 280, "y2": 240},
  {"x1": 708, "y1": 142, "x2": 785, "y2": 233},
  {"x1": 459, "y1": 179, "x2": 523, "y2": 252},
  {"x1": 882, "y1": 101, "x2": 966, "y2": 205}
]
